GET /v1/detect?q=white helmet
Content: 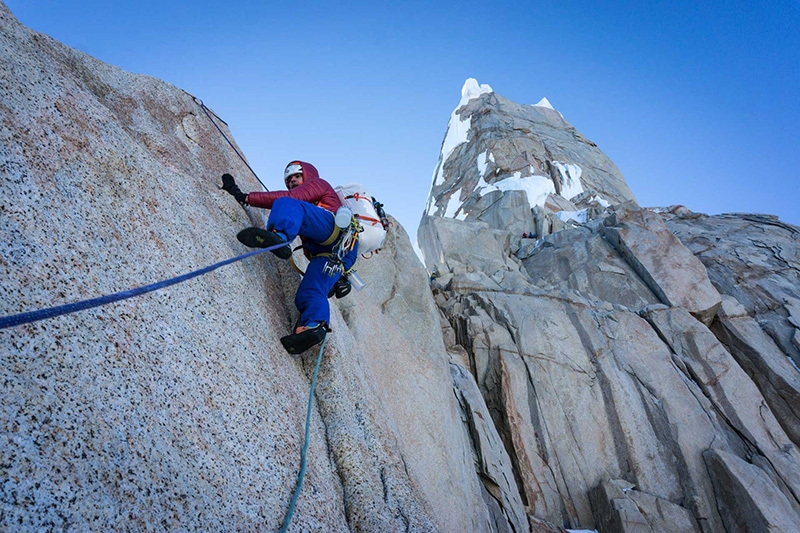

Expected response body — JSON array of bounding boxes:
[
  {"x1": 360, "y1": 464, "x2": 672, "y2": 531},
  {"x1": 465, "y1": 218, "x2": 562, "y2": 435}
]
[{"x1": 284, "y1": 162, "x2": 303, "y2": 182}]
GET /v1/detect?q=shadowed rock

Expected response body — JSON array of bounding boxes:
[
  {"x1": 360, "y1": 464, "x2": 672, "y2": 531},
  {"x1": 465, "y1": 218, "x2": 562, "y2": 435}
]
[
  {"x1": 601, "y1": 203, "x2": 722, "y2": 324},
  {"x1": 712, "y1": 296, "x2": 800, "y2": 446},
  {"x1": 589, "y1": 479, "x2": 700, "y2": 533},
  {"x1": 664, "y1": 209, "x2": 800, "y2": 369},
  {"x1": 704, "y1": 449, "x2": 800, "y2": 532}
]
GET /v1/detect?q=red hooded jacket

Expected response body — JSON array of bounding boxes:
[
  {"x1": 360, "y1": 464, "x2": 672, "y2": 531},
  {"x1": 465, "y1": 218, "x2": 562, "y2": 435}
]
[{"x1": 246, "y1": 161, "x2": 341, "y2": 213}]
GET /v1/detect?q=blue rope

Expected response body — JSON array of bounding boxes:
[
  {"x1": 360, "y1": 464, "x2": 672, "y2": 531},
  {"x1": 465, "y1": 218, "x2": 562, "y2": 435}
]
[
  {"x1": 2, "y1": 233, "x2": 327, "y2": 530},
  {"x1": 279, "y1": 335, "x2": 327, "y2": 533},
  {"x1": 0, "y1": 243, "x2": 287, "y2": 330}
]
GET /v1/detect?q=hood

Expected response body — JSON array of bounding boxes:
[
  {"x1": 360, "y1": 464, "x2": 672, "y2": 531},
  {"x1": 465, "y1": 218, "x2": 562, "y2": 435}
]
[{"x1": 285, "y1": 160, "x2": 321, "y2": 189}]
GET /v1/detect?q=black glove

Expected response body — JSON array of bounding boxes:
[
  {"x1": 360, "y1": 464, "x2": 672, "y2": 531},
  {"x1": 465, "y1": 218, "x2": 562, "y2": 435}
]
[
  {"x1": 327, "y1": 275, "x2": 352, "y2": 299},
  {"x1": 221, "y1": 173, "x2": 248, "y2": 205}
]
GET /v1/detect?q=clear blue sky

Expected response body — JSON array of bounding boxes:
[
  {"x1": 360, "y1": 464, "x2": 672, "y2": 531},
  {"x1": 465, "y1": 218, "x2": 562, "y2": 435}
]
[{"x1": 6, "y1": 0, "x2": 799, "y2": 236}]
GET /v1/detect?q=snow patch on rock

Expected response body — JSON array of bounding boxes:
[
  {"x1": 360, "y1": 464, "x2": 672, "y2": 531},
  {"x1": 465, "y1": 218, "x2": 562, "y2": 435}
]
[
  {"x1": 476, "y1": 172, "x2": 555, "y2": 208},
  {"x1": 433, "y1": 79, "x2": 493, "y2": 187},
  {"x1": 556, "y1": 209, "x2": 589, "y2": 224},
  {"x1": 553, "y1": 161, "x2": 584, "y2": 200}
]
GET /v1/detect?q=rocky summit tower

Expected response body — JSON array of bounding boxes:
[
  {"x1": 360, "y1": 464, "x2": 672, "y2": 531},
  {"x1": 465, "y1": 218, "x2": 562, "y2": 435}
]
[{"x1": 418, "y1": 78, "x2": 800, "y2": 532}]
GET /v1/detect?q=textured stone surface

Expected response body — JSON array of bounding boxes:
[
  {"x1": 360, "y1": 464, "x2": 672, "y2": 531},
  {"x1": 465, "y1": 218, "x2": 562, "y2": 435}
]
[
  {"x1": 450, "y1": 363, "x2": 528, "y2": 533},
  {"x1": 532, "y1": 204, "x2": 568, "y2": 240},
  {"x1": 0, "y1": 4, "x2": 498, "y2": 531},
  {"x1": 497, "y1": 347, "x2": 564, "y2": 521},
  {"x1": 664, "y1": 209, "x2": 800, "y2": 367},
  {"x1": 427, "y1": 226, "x2": 800, "y2": 530},
  {"x1": 466, "y1": 189, "x2": 536, "y2": 253},
  {"x1": 589, "y1": 479, "x2": 700, "y2": 533},
  {"x1": 518, "y1": 224, "x2": 660, "y2": 310},
  {"x1": 328, "y1": 220, "x2": 499, "y2": 532},
  {"x1": 645, "y1": 306, "x2": 800, "y2": 503},
  {"x1": 544, "y1": 193, "x2": 579, "y2": 214},
  {"x1": 704, "y1": 449, "x2": 800, "y2": 532},
  {"x1": 2, "y1": 4, "x2": 334, "y2": 529},
  {"x1": 6, "y1": 2, "x2": 800, "y2": 530},
  {"x1": 418, "y1": 214, "x2": 531, "y2": 294},
  {"x1": 601, "y1": 203, "x2": 722, "y2": 324},
  {"x1": 436, "y1": 288, "x2": 728, "y2": 530},
  {"x1": 713, "y1": 295, "x2": 800, "y2": 446}
]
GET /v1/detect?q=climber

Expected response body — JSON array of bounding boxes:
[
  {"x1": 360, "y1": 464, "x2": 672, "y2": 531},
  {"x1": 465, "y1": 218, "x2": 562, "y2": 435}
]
[{"x1": 220, "y1": 161, "x2": 358, "y2": 354}]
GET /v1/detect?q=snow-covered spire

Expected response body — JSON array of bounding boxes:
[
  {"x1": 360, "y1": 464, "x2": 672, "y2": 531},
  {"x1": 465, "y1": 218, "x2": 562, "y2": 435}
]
[
  {"x1": 429, "y1": 78, "x2": 494, "y2": 192},
  {"x1": 459, "y1": 78, "x2": 493, "y2": 106}
]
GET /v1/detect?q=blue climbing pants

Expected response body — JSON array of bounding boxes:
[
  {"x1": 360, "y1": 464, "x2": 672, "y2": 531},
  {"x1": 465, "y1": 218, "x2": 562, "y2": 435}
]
[{"x1": 268, "y1": 197, "x2": 359, "y2": 328}]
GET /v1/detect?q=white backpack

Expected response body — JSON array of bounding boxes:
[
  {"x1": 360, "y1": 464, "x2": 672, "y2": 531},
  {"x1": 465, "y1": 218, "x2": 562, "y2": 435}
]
[{"x1": 334, "y1": 183, "x2": 388, "y2": 256}]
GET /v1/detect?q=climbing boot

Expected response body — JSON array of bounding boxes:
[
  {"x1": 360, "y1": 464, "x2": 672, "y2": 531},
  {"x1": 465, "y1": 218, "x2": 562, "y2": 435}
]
[
  {"x1": 280, "y1": 323, "x2": 329, "y2": 355},
  {"x1": 236, "y1": 227, "x2": 291, "y2": 259}
]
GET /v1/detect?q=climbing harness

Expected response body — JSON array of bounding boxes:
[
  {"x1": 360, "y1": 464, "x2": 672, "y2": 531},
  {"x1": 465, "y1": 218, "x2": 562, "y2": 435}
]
[
  {"x1": 284, "y1": 205, "x2": 362, "y2": 279},
  {"x1": 0, "y1": 243, "x2": 288, "y2": 330},
  {"x1": 278, "y1": 335, "x2": 326, "y2": 533},
  {"x1": 319, "y1": 228, "x2": 359, "y2": 278},
  {"x1": 185, "y1": 91, "x2": 270, "y2": 193},
  {"x1": 287, "y1": 244, "x2": 363, "y2": 292},
  {"x1": 325, "y1": 219, "x2": 360, "y2": 275}
]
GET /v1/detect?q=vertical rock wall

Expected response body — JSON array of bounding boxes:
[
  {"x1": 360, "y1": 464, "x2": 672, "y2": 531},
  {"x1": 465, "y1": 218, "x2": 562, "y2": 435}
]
[
  {"x1": 0, "y1": 3, "x2": 505, "y2": 531},
  {"x1": 420, "y1": 83, "x2": 800, "y2": 532}
]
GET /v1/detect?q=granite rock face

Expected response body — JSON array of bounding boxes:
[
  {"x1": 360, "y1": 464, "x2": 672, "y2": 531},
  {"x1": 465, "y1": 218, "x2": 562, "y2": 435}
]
[
  {"x1": 664, "y1": 210, "x2": 800, "y2": 370},
  {"x1": 419, "y1": 81, "x2": 800, "y2": 531},
  {"x1": 601, "y1": 203, "x2": 722, "y2": 324},
  {"x1": 589, "y1": 479, "x2": 700, "y2": 533},
  {"x1": 4, "y1": 2, "x2": 800, "y2": 531},
  {"x1": 0, "y1": 4, "x2": 505, "y2": 532},
  {"x1": 704, "y1": 449, "x2": 800, "y2": 533},
  {"x1": 712, "y1": 295, "x2": 800, "y2": 446}
]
